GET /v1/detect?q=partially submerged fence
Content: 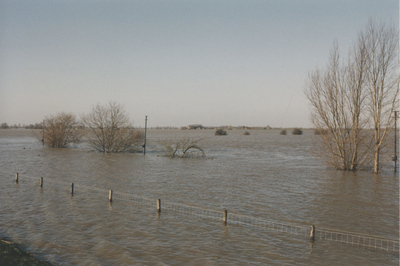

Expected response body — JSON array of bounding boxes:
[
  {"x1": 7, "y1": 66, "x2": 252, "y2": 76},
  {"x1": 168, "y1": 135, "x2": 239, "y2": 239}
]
[{"x1": 11, "y1": 173, "x2": 400, "y2": 252}]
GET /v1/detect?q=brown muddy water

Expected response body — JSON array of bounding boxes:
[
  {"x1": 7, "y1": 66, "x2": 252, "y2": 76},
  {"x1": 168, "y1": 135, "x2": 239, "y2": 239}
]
[{"x1": 0, "y1": 129, "x2": 398, "y2": 265}]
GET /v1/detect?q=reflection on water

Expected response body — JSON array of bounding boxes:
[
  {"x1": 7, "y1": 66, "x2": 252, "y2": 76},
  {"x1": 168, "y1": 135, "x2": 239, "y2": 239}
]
[{"x1": 0, "y1": 129, "x2": 398, "y2": 265}]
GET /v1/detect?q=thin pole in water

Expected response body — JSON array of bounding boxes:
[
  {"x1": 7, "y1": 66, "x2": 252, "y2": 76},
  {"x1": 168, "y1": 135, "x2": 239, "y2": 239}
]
[
  {"x1": 157, "y1": 199, "x2": 161, "y2": 212},
  {"x1": 42, "y1": 119, "x2": 45, "y2": 146},
  {"x1": 310, "y1": 225, "x2": 315, "y2": 241},
  {"x1": 143, "y1": 115, "x2": 148, "y2": 155},
  {"x1": 109, "y1": 190, "x2": 113, "y2": 202},
  {"x1": 394, "y1": 111, "x2": 398, "y2": 172},
  {"x1": 223, "y1": 210, "x2": 228, "y2": 226}
]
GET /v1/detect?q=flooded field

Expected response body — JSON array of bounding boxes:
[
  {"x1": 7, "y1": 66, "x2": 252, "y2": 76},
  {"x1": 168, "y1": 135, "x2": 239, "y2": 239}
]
[{"x1": 0, "y1": 129, "x2": 398, "y2": 265}]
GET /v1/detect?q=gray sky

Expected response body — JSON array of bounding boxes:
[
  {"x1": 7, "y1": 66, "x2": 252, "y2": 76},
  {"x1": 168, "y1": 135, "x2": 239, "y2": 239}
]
[{"x1": 0, "y1": 0, "x2": 398, "y2": 128}]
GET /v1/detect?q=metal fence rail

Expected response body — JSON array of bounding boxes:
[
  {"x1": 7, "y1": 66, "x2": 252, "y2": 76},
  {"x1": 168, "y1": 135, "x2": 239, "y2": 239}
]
[{"x1": 9, "y1": 174, "x2": 400, "y2": 252}]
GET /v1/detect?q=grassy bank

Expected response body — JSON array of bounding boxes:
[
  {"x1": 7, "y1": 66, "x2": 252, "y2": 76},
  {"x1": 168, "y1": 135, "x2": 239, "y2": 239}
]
[{"x1": 0, "y1": 237, "x2": 51, "y2": 266}]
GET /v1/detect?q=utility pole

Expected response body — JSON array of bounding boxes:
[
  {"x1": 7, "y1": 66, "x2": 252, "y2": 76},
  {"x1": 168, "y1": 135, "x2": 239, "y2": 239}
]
[
  {"x1": 143, "y1": 116, "x2": 148, "y2": 155},
  {"x1": 42, "y1": 119, "x2": 45, "y2": 146},
  {"x1": 394, "y1": 111, "x2": 398, "y2": 172}
]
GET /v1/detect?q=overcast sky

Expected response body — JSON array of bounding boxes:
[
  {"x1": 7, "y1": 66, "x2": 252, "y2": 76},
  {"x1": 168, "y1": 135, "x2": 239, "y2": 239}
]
[{"x1": 0, "y1": 0, "x2": 398, "y2": 128}]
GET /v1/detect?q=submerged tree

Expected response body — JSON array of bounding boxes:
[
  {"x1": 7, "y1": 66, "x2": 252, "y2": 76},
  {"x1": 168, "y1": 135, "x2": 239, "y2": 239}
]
[
  {"x1": 42, "y1": 112, "x2": 82, "y2": 148},
  {"x1": 362, "y1": 20, "x2": 399, "y2": 172},
  {"x1": 160, "y1": 138, "x2": 205, "y2": 158},
  {"x1": 305, "y1": 42, "x2": 370, "y2": 171},
  {"x1": 305, "y1": 20, "x2": 398, "y2": 172},
  {"x1": 81, "y1": 102, "x2": 143, "y2": 153}
]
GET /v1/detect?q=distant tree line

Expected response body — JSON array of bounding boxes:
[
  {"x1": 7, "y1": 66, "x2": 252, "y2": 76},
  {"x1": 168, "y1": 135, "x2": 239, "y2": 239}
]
[{"x1": 0, "y1": 123, "x2": 43, "y2": 129}]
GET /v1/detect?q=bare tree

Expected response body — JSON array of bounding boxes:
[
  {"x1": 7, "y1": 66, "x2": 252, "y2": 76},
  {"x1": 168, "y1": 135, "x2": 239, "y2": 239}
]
[
  {"x1": 160, "y1": 138, "x2": 205, "y2": 158},
  {"x1": 305, "y1": 20, "x2": 398, "y2": 172},
  {"x1": 361, "y1": 20, "x2": 399, "y2": 172},
  {"x1": 81, "y1": 102, "x2": 143, "y2": 153},
  {"x1": 305, "y1": 41, "x2": 371, "y2": 171},
  {"x1": 42, "y1": 112, "x2": 82, "y2": 148}
]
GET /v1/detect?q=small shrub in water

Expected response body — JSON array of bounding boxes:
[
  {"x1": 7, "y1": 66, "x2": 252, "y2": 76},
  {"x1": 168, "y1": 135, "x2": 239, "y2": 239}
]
[
  {"x1": 244, "y1": 131, "x2": 250, "y2": 135},
  {"x1": 314, "y1": 128, "x2": 328, "y2": 135},
  {"x1": 280, "y1": 129, "x2": 287, "y2": 135},
  {"x1": 292, "y1": 128, "x2": 303, "y2": 135},
  {"x1": 215, "y1": 129, "x2": 227, "y2": 136}
]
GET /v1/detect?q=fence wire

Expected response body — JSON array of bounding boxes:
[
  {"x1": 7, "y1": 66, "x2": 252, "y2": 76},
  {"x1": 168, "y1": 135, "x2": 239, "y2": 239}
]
[
  {"x1": 162, "y1": 201, "x2": 222, "y2": 221},
  {"x1": 315, "y1": 228, "x2": 399, "y2": 252},
  {"x1": 112, "y1": 191, "x2": 156, "y2": 209},
  {"x1": 73, "y1": 183, "x2": 109, "y2": 198},
  {"x1": 228, "y1": 213, "x2": 310, "y2": 237},
  {"x1": 9, "y1": 175, "x2": 400, "y2": 252}
]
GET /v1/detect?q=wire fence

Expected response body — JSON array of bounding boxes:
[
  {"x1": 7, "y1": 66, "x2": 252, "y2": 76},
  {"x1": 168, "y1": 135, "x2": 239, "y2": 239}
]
[
  {"x1": 10, "y1": 174, "x2": 400, "y2": 252},
  {"x1": 162, "y1": 200, "x2": 222, "y2": 221},
  {"x1": 112, "y1": 191, "x2": 156, "y2": 209},
  {"x1": 228, "y1": 213, "x2": 310, "y2": 237},
  {"x1": 315, "y1": 228, "x2": 399, "y2": 251}
]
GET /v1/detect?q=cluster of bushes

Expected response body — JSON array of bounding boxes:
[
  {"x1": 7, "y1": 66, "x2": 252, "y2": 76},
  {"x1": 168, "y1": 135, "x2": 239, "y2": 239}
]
[
  {"x1": 280, "y1": 128, "x2": 303, "y2": 135},
  {"x1": 40, "y1": 102, "x2": 143, "y2": 153}
]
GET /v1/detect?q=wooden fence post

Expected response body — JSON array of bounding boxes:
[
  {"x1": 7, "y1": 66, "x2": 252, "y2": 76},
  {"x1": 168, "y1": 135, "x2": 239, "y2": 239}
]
[
  {"x1": 223, "y1": 210, "x2": 228, "y2": 226},
  {"x1": 157, "y1": 199, "x2": 161, "y2": 212},
  {"x1": 15, "y1": 173, "x2": 18, "y2": 183},
  {"x1": 71, "y1": 183, "x2": 74, "y2": 195},
  {"x1": 40, "y1": 177, "x2": 43, "y2": 188},
  {"x1": 310, "y1": 225, "x2": 315, "y2": 241},
  {"x1": 109, "y1": 190, "x2": 113, "y2": 202}
]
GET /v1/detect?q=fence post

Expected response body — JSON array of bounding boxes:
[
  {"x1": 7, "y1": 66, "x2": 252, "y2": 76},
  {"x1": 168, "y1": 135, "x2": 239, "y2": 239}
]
[
  {"x1": 15, "y1": 173, "x2": 19, "y2": 183},
  {"x1": 223, "y1": 210, "x2": 228, "y2": 226},
  {"x1": 40, "y1": 177, "x2": 43, "y2": 188},
  {"x1": 109, "y1": 190, "x2": 113, "y2": 202},
  {"x1": 157, "y1": 199, "x2": 161, "y2": 212},
  {"x1": 71, "y1": 183, "x2": 74, "y2": 195},
  {"x1": 310, "y1": 225, "x2": 315, "y2": 241}
]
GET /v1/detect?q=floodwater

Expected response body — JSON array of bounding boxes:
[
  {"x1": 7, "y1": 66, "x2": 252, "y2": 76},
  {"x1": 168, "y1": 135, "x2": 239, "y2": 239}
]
[{"x1": 0, "y1": 129, "x2": 398, "y2": 265}]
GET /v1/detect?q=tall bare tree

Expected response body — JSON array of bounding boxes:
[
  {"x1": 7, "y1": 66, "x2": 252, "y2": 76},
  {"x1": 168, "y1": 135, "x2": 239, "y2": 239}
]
[
  {"x1": 81, "y1": 102, "x2": 143, "y2": 153},
  {"x1": 305, "y1": 20, "x2": 398, "y2": 172},
  {"x1": 42, "y1": 112, "x2": 82, "y2": 148},
  {"x1": 305, "y1": 41, "x2": 371, "y2": 171},
  {"x1": 361, "y1": 20, "x2": 399, "y2": 172}
]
